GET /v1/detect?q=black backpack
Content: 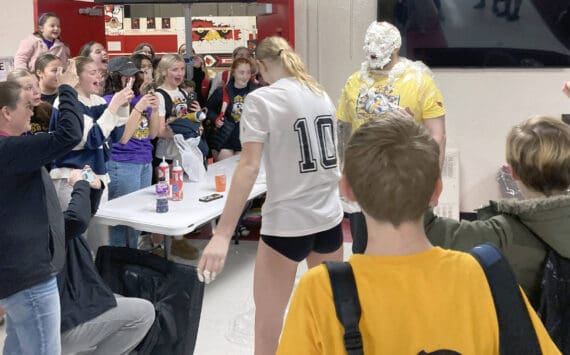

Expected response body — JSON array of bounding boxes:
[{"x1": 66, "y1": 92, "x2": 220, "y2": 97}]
[
  {"x1": 519, "y1": 219, "x2": 570, "y2": 353},
  {"x1": 325, "y1": 243, "x2": 543, "y2": 355},
  {"x1": 537, "y1": 249, "x2": 570, "y2": 353}
]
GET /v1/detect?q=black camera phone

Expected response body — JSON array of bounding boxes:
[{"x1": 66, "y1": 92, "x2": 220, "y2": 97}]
[{"x1": 199, "y1": 193, "x2": 223, "y2": 203}]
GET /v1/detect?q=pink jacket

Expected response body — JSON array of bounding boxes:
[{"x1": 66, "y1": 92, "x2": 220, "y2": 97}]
[{"x1": 14, "y1": 34, "x2": 70, "y2": 71}]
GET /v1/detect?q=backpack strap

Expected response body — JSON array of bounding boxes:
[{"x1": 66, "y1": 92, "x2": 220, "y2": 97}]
[
  {"x1": 155, "y1": 88, "x2": 173, "y2": 120},
  {"x1": 222, "y1": 70, "x2": 230, "y2": 85},
  {"x1": 221, "y1": 84, "x2": 230, "y2": 115},
  {"x1": 324, "y1": 261, "x2": 364, "y2": 355},
  {"x1": 215, "y1": 85, "x2": 231, "y2": 128},
  {"x1": 469, "y1": 243, "x2": 542, "y2": 355}
]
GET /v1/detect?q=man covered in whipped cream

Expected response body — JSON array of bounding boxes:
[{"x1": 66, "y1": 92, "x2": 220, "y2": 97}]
[{"x1": 337, "y1": 21, "x2": 447, "y2": 253}]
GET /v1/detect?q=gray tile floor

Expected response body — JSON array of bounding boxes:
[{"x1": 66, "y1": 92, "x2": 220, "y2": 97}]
[{"x1": 0, "y1": 241, "x2": 353, "y2": 354}]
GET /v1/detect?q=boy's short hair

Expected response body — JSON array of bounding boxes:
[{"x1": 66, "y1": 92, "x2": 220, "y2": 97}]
[
  {"x1": 344, "y1": 112, "x2": 440, "y2": 225},
  {"x1": 506, "y1": 115, "x2": 570, "y2": 195}
]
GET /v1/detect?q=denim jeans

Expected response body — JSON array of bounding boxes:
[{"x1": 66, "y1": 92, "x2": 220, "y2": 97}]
[
  {"x1": 107, "y1": 160, "x2": 152, "y2": 248},
  {"x1": 0, "y1": 277, "x2": 61, "y2": 355}
]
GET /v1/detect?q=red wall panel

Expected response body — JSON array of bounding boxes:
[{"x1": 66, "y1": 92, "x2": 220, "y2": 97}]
[
  {"x1": 35, "y1": 0, "x2": 106, "y2": 57},
  {"x1": 257, "y1": 0, "x2": 295, "y2": 48}
]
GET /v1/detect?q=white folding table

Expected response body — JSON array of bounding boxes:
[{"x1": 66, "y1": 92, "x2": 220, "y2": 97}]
[{"x1": 92, "y1": 155, "x2": 267, "y2": 237}]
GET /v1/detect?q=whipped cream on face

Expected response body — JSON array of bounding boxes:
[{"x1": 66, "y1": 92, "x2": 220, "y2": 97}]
[
  {"x1": 362, "y1": 21, "x2": 401, "y2": 70},
  {"x1": 358, "y1": 22, "x2": 433, "y2": 91}
]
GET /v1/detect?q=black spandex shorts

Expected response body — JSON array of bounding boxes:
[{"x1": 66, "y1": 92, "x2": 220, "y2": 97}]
[{"x1": 261, "y1": 223, "x2": 343, "y2": 262}]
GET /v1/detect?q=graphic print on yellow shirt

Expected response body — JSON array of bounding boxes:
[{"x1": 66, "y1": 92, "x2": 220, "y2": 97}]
[
  {"x1": 131, "y1": 114, "x2": 150, "y2": 140},
  {"x1": 231, "y1": 95, "x2": 245, "y2": 122},
  {"x1": 356, "y1": 85, "x2": 400, "y2": 121},
  {"x1": 336, "y1": 59, "x2": 446, "y2": 132}
]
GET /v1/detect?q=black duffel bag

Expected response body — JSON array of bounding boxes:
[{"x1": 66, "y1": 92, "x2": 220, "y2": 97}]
[{"x1": 95, "y1": 246, "x2": 204, "y2": 355}]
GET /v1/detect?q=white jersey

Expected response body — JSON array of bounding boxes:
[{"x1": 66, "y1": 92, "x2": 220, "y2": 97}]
[{"x1": 240, "y1": 77, "x2": 343, "y2": 237}]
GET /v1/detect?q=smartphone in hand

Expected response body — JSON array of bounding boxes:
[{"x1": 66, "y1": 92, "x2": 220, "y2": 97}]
[
  {"x1": 126, "y1": 77, "x2": 134, "y2": 89},
  {"x1": 81, "y1": 167, "x2": 95, "y2": 183}
]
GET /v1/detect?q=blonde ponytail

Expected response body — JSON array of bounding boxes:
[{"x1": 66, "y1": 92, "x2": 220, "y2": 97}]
[{"x1": 256, "y1": 36, "x2": 324, "y2": 94}]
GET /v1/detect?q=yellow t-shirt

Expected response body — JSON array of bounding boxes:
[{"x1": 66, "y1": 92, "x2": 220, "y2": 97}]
[
  {"x1": 277, "y1": 247, "x2": 560, "y2": 355},
  {"x1": 337, "y1": 61, "x2": 446, "y2": 131}
]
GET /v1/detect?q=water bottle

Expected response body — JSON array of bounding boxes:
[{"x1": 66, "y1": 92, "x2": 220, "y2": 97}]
[
  {"x1": 171, "y1": 160, "x2": 184, "y2": 201},
  {"x1": 185, "y1": 110, "x2": 207, "y2": 123},
  {"x1": 155, "y1": 177, "x2": 169, "y2": 213}
]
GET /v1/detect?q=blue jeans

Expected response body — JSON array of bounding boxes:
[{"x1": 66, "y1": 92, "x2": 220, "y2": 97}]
[
  {"x1": 0, "y1": 277, "x2": 61, "y2": 355},
  {"x1": 107, "y1": 160, "x2": 152, "y2": 248}
]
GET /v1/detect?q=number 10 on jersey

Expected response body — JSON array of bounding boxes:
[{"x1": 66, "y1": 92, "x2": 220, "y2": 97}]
[{"x1": 294, "y1": 115, "x2": 338, "y2": 173}]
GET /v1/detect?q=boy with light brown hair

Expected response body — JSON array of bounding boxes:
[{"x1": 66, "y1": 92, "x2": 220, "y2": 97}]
[
  {"x1": 277, "y1": 114, "x2": 560, "y2": 354},
  {"x1": 425, "y1": 116, "x2": 570, "y2": 309}
]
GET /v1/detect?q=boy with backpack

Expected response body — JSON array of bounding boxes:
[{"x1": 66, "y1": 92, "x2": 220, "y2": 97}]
[
  {"x1": 423, "y1": 115, "x2": 570, "y2": 351},
  {"x1": 277, "y1": 113, "x2": 560, "y2": 354}
]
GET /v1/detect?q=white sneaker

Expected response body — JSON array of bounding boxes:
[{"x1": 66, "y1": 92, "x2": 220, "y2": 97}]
[{"x1": 237, "y1": 225, "x2": 250, "y2": 237}]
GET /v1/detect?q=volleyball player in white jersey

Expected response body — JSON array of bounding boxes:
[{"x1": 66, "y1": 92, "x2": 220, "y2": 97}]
[{"x1": 197, "y1": 36, "x2": 344, "y2": 355}]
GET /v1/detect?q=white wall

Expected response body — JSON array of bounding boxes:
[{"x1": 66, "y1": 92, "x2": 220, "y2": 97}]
[
  {"x1": 295, "y1": 0, "x2": 570, "y2": 212},
  {"x1": 1, "y1": 1, "x2": 34, "y2": 57},
  {"x1": 437, "y1": 68, "x2": 570, "y2": 211}
]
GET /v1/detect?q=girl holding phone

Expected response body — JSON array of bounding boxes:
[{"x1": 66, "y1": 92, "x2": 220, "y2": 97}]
[{"x1": 103, "y1": 56, "x2": 160, "y2": 248}]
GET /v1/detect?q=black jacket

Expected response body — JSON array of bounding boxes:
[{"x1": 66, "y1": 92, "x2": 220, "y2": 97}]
[
  {"x1": 57, "y1": 181, "x2": 117, "y2": 332},
  {"x1": 206, "y1": 78, "x2": 258, "y2": 125},
  {"x1": 0, "y1": 84, "x2": 83, "y2": 299},
  {"x1": 193, "y1": 67, "x2": 209, "y2": 108}
]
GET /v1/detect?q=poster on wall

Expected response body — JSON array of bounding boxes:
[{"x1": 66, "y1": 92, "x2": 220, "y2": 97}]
[
  {"x1": 131, "y1": 18, "x2": 140, "y2": 30},
  {"x1": 147, "y1": 17, "x2": 156, "y2": 29},
  {"x1": 104, "y1": 5, "x2": 124, "y2": 34},
  {"x1": 0, "y1": 57, "x2": 14, "y2": 82},
  {"x1": 108, "y1": 15, "x2": 257, "y2": 68},
  {"x1": 162, "y1": 18, "x2": 171, "y2": 29},
  {"x1": 191, "y1": 17, "x2": 257, "y2": 68}
]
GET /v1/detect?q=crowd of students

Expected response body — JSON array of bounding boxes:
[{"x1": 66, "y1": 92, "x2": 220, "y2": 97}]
[
  {"x1": 0, "y1": 11, "x2": 567, "y2": 355},
  {"x1": 0, "y1": 10, "x2": 264, "y2": 354}
]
